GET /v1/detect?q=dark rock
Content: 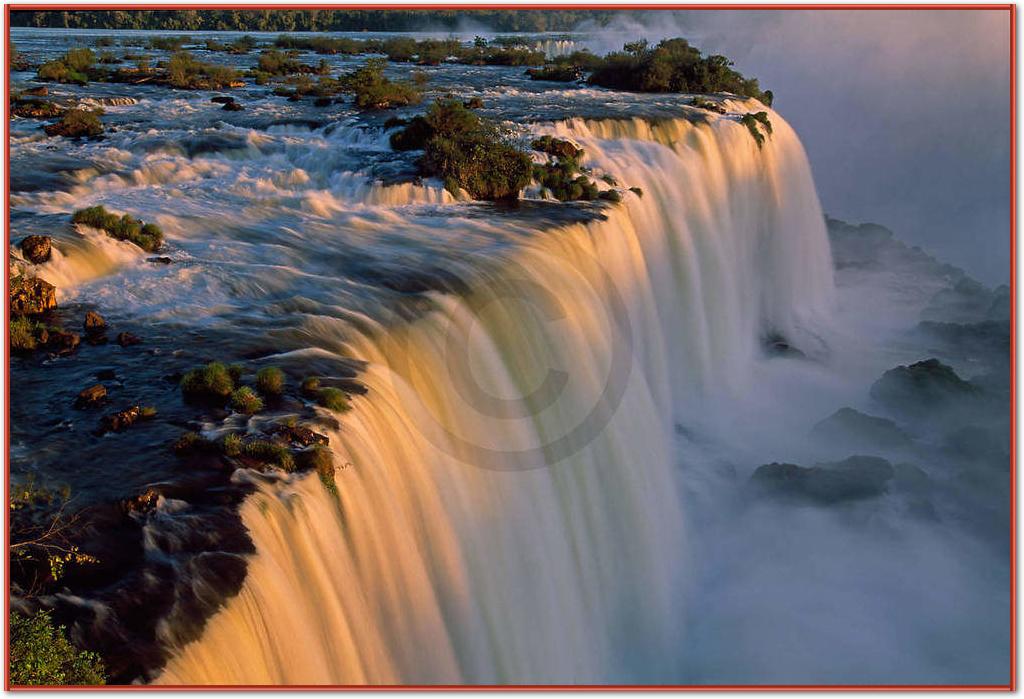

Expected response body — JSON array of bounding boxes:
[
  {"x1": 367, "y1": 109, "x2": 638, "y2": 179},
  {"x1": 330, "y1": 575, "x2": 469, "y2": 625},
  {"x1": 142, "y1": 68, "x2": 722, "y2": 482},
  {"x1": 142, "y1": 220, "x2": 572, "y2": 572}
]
[
  {"x1": 943, "y1": 425, "x2": 1010, "y2": 471},
  {"x1": 12, "y1": 99, "x2": 64, "y2": 119},
  {"x1": 870, "y1": 358, "x2": 978, "y2": 417},
  {"x1": 45, "y1": 329, "x2": 79, "y2": 355},
  {"x1": 270, "y1": 423, "x2": 329, "y2": 447},
  {"x1": 210, "y1": 95, "x2": 234, "y2": 104},
  {"x1": 146, "y1": 256, "x2": 173, "y2": 265},
  {"x1": 313, "y1": 97, "x2": 332, "y2": 107},
  {"x1": 20, "y1": 235, "x2": 52, "y2": 264},
  {"x1": 96, "y1": 369, "x2": 117, "y2": 381},
  {"x1": 463, "y1": 97, "x2": 484, "y2": 109},
  {"x1": 117, "y1": 332, "x2": 142, "y2": 347},
  {"x1": 24, "y1": 86, "x2": 48, "y2": 97},
  {"x1": 811, "y1": 407, "x2": 911, "y2": 450},
  {"x1": 122, "y1": 487, "x2": 160, "y2": 515},
  {"x1": 10, "y1": 275, "x2": 57, "y2": 316},
  {"x1": 75, "y1": 384, "x2": 107, "y2": 408},
  {"x1": 892, "y1": 462, "x2": 932, "y2": 494},
  {"x1": 222, "y1": 100, "x2": 244, "y2": 112},
  {"x1": 83, "y1": 310, "x2": 106, "y2": 333},
  {"x1": 101, "y1": 405, "x2": 156, "y2": 433},
  {"x1": 750, "y1": 455, "x2": 894, "y2": 504},
  {"x1": 762, "y1": 331, "x2": 805, "y2": 359}
]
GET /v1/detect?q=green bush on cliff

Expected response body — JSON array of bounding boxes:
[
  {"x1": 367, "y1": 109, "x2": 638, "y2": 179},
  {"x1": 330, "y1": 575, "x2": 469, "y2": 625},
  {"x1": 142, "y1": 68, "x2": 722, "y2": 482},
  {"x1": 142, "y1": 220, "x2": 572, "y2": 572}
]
[
  {"x1": 70, "y1": 206, "x2": 163, "y2": 252},
  {"x1": 36, "y1": 48, "x2": 96, "y2": 84},
  {"x1": 230, "y1": 386, "x2": 264, "y2": 415},
  {"x1": 316, "y1": 387, "x2": 351, "y2": 412},
  {"x1": 391, "y1": 100, "x2": 532, "y2": 201},
  {"x1": 256, "y1": 366, "x2": 285, "y2": 396},
  {"x1": 166, "y1": 51, "x2": 240, "y2": 89},
  {"x1": 44, "y1": 109, "x2": 104, "y2": 139},
  {"x1": 243, "y1": 439, "x2": 295, "y2": 471},
  {"x1": 740, "y1": 111, "x2": 773, "y2": 148},
  {"x1": 9, "y1": 610, "x2": 106, "y2": 686}
]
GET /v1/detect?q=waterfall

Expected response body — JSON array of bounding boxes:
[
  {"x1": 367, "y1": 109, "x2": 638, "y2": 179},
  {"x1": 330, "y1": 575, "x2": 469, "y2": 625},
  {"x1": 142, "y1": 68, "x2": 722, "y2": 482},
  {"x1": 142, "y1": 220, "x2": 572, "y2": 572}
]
[{"x1": 155, "y1": 106, "x2": 835, "y2": 685}]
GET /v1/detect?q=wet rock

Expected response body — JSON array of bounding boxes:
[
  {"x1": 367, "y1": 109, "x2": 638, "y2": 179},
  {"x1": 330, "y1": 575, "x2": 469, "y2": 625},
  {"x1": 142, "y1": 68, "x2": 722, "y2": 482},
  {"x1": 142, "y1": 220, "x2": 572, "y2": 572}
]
[
  {"x1": 811, "y1": 407, "x2": 912, "y2": 450},
  {"x1": 750, "y1": 455, "x2": 894, "y2": 504},
  {"x1": 19, "y1": 235, "x2": 52, "y2": 264},
  {"x1": 117, "y1": 332, "x2": 142, "y2": 347},
  {"x1": 23, "y1": 86, "x2": 48, "y2": 97},
  {"x1": 10, "y1": 275, "x2": 57, "y2": 316},
  {"x1": 762, "y1": 331, "x2": 805, "y2": 359},
  {"x1": 122, "y1": 487, "x2": 160, "y2": 515},
  {"x1": 12, "y1": 99, "x2": 64, "y2": 119},
  {"x1": 96, "y1": 368, "x2": 117, "y2": 381},
  {"x1": 101, "y1": 405, "x2": 156, "y2": 433},
  {"x1": 146, "y1": 256, "x2": 173, "y2": 265},
  {"x1": 210, "y1": 95, "x2": 234, "y2": 104},
  {"x1": 463, "y1": 97, "x2": 485, "y2": 109},
  {"x1": 45, "y1": 329, "x2": 80, "y2": 355},
  {"x1": 313, "y1": 97, "x2": 332, "y2": 107},
  {"x1": 870, "y1": 358, "x2": 978, "y2": 417},
  {"x1": 83, "y1": 310, "x2": 106, "y2": 333},
  {"x1": 75, "y1": 384, "x2": 107, "y2": 408},
  {"x1": 222, "y1": 100, "x2": 243, "y2": 112},
  {"x1": 270, "y1": 423, "x2": 329, "y2": 447}
]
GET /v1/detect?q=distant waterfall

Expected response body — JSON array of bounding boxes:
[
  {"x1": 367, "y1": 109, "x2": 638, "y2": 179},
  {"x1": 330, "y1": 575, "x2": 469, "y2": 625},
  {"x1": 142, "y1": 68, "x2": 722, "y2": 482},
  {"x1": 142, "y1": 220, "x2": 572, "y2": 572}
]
[{"x1": 156, "y1": 105, "x2": 835, "y2": 685}]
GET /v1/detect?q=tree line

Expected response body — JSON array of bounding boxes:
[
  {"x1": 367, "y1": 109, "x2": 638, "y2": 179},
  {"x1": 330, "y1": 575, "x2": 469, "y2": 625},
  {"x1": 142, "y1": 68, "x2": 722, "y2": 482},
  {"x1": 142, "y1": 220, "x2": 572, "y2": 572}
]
[{"x1": 10, "y1": 10, "x2": 622, "y2": 33}]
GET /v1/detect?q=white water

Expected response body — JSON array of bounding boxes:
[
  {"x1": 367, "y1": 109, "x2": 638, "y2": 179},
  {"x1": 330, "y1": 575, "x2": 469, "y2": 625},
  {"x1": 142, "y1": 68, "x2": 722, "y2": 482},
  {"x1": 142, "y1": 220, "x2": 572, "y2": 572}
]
[{"x1": 156, "y1": 108, "x2": 836, "y2": 685}]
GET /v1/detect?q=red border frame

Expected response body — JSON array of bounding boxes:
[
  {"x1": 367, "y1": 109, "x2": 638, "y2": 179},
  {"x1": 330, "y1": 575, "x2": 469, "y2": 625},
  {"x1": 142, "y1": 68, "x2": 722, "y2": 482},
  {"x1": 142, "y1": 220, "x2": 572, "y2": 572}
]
[{"x1": 2, "y1": 3, "x2": 1016, "y2": 691}]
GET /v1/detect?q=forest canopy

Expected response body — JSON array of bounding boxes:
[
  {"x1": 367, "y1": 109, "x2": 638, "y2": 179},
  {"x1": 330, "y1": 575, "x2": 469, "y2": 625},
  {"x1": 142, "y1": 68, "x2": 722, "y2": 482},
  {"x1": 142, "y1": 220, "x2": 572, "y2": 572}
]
[{"x1": 10, "y1": 10, "x2": 621, "y2": 33}]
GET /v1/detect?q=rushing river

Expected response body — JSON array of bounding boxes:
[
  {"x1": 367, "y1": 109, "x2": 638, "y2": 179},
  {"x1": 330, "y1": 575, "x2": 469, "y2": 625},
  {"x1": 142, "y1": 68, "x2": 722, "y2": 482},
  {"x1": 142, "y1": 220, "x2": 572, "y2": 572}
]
[{"x1": 9, "y1": 28, "x2": 1011, "y2": 686}]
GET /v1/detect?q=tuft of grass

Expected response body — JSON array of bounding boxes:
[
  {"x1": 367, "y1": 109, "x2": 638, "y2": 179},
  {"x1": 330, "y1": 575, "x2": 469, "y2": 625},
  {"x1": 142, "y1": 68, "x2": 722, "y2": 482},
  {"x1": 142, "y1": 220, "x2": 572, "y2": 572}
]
[
  {"x1": 222, "y1": 432, "x2": 243, "y2": 457},
  {"x1": 173, "y1": 431, "x2": 217, "y2": 455},
  {"x1": 10, "y1": 317, "x2": 39, "y2": 352},
  {"x1": 341, "y1": 58, "x2": 422, "y2": 110},
  {"x1": 243, "y1": 439, "x2": 295, "y2": 471},
  {"x1": 180, "y1": 361, "x2": 235, "y2": 401},
  {"x1": 316, "y1": 387, "x2": 351, "y2": 412},
  {"x1": 230, "y1": 386, "x2": 264, "y2": 415},
  {"x1": 300, "y1": 376, "x2": 321, "y2": 397},
  {"x1": 304, "y1": 445, "x2": 336, "y2": 494},
  {"x1": 255, "y1": 367, "x2": 285, "y2": 396},
  {"x1": 44, "y1": 109, "x2": 103, "y2": 139}
]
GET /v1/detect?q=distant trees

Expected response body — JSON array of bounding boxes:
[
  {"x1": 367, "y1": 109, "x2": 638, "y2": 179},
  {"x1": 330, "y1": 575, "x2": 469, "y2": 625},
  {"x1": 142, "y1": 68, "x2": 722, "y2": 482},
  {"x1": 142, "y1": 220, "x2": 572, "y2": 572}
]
[{"x1": 10, "y1": 9, "x2": 620, "y2": 33}]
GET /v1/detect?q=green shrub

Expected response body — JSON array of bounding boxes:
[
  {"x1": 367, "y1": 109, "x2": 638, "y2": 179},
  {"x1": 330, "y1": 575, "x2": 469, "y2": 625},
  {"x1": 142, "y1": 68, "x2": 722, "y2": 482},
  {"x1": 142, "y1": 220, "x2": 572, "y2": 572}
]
[
  {"x1": 70, "y1": 206, "x2": 163, "y2": 251},
  {"x1": 180, "y1": 361, "x2": 235, "y2": 400},
  {"x1": 303, "y1": 446, "x2": 336, "y2": 494},
  {"x1": 221, "y1": 432, "x2": 243, "y2": 457},
  {"x1": 740, "y1": 111, "x2": 772, "y2": 148},
  {"x1": 65, "y1": 48, "x2": 96, "y2": 73},
  {"x1": 149, "y1": 36, "x2": 190, "y2": 51},
  {"x1": 300, "y1": 376, "x2": 320, "y2": 397},
  {"x1": 44, "y1": 109, "x2": 103, "y2": 139},
  {"x1": 255, "y1": 367, "x2": 285, "y2": 396},
  {"x1": 230, "y1": 386, "x2": 264, "y2": 415},
  {"x1": 342, "y1": 58, "x2": 422, "y2": 110},
  {"x1": 243, "y1": 439, "x2": 295, "y2": 471},
  {"x1": 10, "y1": 318, "x2": 39, "y2": 352},
  {"x1": 392, "y1": 100, "x2": 531, "y2": 201},
  {"x1": 316, "y1": 387, "x2": 351, "y2": 412},
  {"x1": 526, "y1": 64, "x2": 582, "y2": 82},
  {"x1": 174, "y1": 431, "x2": 215, "y2": 454},
  {"x1": 166, "y1": 51, "x2": 240, "y2": 89},
  {"x1": 586, "y1": 38, "x2": 769, "y2": 102},
  {"x1": 257, "y1": 49, "x2": 304, "y2": 75},
  {"x1": 9, "y1": 611, "x2": 106, "y2": 686}
]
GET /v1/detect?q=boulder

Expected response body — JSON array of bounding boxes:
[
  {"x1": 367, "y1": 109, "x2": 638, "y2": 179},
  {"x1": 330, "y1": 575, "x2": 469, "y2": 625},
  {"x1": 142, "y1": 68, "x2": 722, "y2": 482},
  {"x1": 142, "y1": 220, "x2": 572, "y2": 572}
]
[
  {"x1": 270, "y1": 423, "x2": 329, "y2": 447},
  {"x1": 116, "y1": 332, "x2": 142, "y2": 347},
  {"x1": 811, "y1": 407, "x2": 911, "y2": 450},
  {"x1": 870, "y1": 358, "x2": 978, "y2": 417},
  {"x1": 45, "y1": 329, "x2": 80, "y2": 355},
  {"x1": 313, "y1": 97, "x2": 332, "y2": 107},
  {"x1": 750, "y1": 455, "x2": 894, "y2": 504},
  {"x1": 101, "y1": 405, "x2": 156, "y2": 433},
  {"x1": 23, "y1": 86, "x2": 48, "y2": 97},
  {"x1": 222, "y1": 101, "x2": 243, "y2": 112},
  {"x1": 10, "y1": 275, "x2": 57, "y2": 316},
  {"x1": 75, "y1": 384, "x2": 107, "y2": 408},
  {"x1": 147, "y1": 256, "x2": 173, "y2": 265},
  {"x1": 83, "y1": 310, "x2": 106, "y2": 333},
  {"x1": 210, "y1": 95, "x2": 234, "y2": 104},
  {"x1": 19, "y1": 235, "x2": 52, "y2": 264}
]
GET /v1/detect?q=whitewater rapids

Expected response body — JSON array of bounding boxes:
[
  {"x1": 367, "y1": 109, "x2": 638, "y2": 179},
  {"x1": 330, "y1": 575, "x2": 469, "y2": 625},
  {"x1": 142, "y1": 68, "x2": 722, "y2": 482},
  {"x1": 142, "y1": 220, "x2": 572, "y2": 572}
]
[{"x1": 156, "y1": 106, "x2": 836, "y2": 685}]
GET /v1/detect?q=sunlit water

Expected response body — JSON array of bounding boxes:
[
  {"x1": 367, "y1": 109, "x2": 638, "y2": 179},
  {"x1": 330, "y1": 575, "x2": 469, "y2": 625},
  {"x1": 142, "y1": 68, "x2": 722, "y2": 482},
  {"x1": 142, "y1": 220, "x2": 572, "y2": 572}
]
[{"x1": 9, "y1": 28, "x2": 1010, "y2": 686}]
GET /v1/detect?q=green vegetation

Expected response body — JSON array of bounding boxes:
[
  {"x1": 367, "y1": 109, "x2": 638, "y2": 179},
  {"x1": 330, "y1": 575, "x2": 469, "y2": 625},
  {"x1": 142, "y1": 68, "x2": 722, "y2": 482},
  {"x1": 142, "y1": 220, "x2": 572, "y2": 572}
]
[
  {"x1": 222, "y1": 432, "x2": 243, "y2": 457},
  {"x1": 691, "y1": 97, "x2": 726, "y2": 114},
  {"x1": 36, "y1": 47, "x2": 97, "y2": 84},
  {"x1": 12, "y1": 10, "x2": 617, "y2": 33},
  {"x1": 180, "y1": 361, "x2": 235, "y2": 400},
  {"x1": 256, "y1": 367, "x2": 285, "y2": 396},
  {"x1": 9, "y1": 611, "x2": 106, "y2": 686},
  {"x1": 173, "y1": 430, "x2": 217, "y2": 455},
  {"x1": 44, "y1": 109, "x2": 103, "y2": 139},
  {"x1": 303, "y1": 445, "x2": 336, "y2": 494},
  {"x1": 166, "y1": 50, "x2": 241, "y2": 89},
  {"x1": 71, "y1": 206, "x2": 163, "y2": 251},
  {"x1": 243, "y1": 439, "x2": 295, "y2": 471},
  {"x1": 10, "y1": 317, "x2": 40, "y2": 352},
  {"x1": 316, "y1": 387, "x2": 351, "y2": 412},
  {"x1": 275, "y1": 34, "x2": 368, "y2": 55},
  {"x1": 391, "y1": 100, "x2": 532, "y2": 201},
  {"x1": 587, "y1": 39, "x2": 769, "y2": 102},
  {"x1": 149, "y1": 35, "x2": 190, "y2": 51},
  {"x1": 530, "y1": 136, "x2": 601, "y2": 202},
  {"x1": 341, "y1": 58, "x2": 422, "y2": 110},
  {"x1": 526, "y1": 64, "x2": 582, "y2": 82},
  {"x1": 300, "y1": 376, "x2": 321, "y2": 397},
  {"x1": 256, "y1": 48, "x2": 305, "y2": 75},
  {"x1": 230, "y1": 386, "x2": 264, "y2": 415},
  {"x1": 740, "y1": 111, "x2": 773, "y2": 148}
]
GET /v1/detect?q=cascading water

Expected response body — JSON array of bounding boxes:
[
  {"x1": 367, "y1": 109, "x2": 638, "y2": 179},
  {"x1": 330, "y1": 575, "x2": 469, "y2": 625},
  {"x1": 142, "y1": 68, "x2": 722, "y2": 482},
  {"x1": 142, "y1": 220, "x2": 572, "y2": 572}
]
[{"x1": 151, "y1": 107, "x2": 836, "y2": 685}]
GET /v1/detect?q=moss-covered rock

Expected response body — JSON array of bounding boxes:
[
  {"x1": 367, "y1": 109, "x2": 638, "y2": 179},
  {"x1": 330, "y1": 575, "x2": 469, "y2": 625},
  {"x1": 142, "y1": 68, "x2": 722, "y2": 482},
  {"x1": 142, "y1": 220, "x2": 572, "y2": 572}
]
[
  {"x1": 10, "y1": 275, "x2": 57, "y2": 316},
  {"x1": 71, "y1": 206, "x2": 163, "y2": 252},
  {"x1": 44, "y1": 109, "x2": 103, "y2": 139},
  {"x1": 180, "y1": 362, "x2": 235, "y2": 401},
  {"x1": 19, "y1": 235, "x2": 52, "y2": 264},
  {"x1": 255, "y1": 367, "x2": 285, "y2": 396}
]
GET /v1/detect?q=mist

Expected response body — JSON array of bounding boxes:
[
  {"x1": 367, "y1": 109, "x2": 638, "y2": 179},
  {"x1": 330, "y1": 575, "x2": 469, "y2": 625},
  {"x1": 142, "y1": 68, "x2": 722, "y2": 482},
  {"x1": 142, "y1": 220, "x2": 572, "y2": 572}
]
[{"x1": 577, "y1": 9, "x2": 1011, "y2": 285}]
